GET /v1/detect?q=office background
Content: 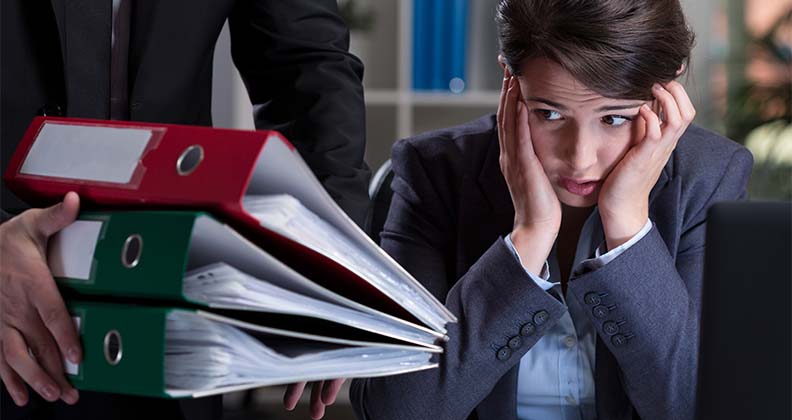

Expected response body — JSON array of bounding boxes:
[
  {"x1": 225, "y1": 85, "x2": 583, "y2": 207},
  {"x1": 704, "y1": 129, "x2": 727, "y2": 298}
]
[{"x1": 210, "y1": 0, "x2": 790, "y2": 418}]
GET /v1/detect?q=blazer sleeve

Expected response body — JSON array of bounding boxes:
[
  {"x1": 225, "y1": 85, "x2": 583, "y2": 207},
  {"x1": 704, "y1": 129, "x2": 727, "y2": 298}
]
[
  {"x1": 566, "y1": 147, "x2": 754, "y2": 420},
  {"x1": 350, "y1": 139, "x2": 566, "y2": 420},
  {"x1": 227, "y1": 0, "x2": 370, "y2": 227}
]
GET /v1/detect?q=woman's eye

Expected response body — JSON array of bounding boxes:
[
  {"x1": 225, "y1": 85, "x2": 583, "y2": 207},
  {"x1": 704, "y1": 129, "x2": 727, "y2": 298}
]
[
  {"x1": 602, "y1": 115, "x2": 631, "y2": 126},
  {"x1": 535, "y1": 109, "x2": 563, "y2": 121}
]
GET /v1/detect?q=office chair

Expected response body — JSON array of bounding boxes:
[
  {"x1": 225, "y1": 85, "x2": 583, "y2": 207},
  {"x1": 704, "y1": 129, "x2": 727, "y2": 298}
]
[{"x1": 365, "y1": 159, "x2": 395, "y2": 242}]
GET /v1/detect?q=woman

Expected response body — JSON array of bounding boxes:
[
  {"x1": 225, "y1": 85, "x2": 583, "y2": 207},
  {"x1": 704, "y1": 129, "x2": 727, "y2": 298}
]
[{"x1": 350, "y1": 0, "x2": 753, "y2": 419}]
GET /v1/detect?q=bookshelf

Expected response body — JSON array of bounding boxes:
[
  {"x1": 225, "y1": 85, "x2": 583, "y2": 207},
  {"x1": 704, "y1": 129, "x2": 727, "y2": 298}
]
[{"x1": 356, "y1": 0, "x2": 503, "y2": 171}]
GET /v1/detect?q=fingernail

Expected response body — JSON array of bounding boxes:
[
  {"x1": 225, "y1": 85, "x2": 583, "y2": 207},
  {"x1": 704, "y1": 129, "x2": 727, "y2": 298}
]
[
  {"x1": 63, "y1": 388, "x2": 79, "y2": 404},
  {"x1": 68, "y1": 348, "x2": 81, "y2": 364},
  {"x1": 41, "y1": 384, "x2": 58, "y2": 400},
  {"x1": 652, "y1": 83, "x2": 661, "y2": 90},
  {"x1": 12, "y1": 390, "x2": 27, "y2": 406}
]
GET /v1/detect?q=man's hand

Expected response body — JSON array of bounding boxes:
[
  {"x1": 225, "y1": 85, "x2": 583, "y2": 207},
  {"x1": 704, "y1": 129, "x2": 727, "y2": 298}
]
[
  {"x1": 283, "y1": 379, "x2": 346, "y2": 419},
  {"x1": 0, "y1": 192, "x2": 82, "y2": 406}
]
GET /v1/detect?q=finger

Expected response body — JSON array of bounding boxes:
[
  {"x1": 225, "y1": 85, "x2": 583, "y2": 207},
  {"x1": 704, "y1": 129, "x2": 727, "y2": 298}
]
[
  {"x1": 497, "y1": 68, "x2": 510, "y2": 148},
  {"x1": 632, "y1": 106, "x2": 648, "y2": 146},
  {"x1": 283, "y1": 381, "x2": 307, "y2": 411},
  {"x1": 516, "y1": 99, "x2": 536, "y2": 158},
  {"x1": 0, "y1": 356, "x2": 29, "y2": 406},
  {"x1": 502, "y1": 76, "x2": 519, "y2": 157},
  {"x1": 24, "y1": 321, "x2": 78, "y2": 405},
  {"x1": 2, "y1": 327, "x2": 60, "y2": 402},
  {"x1": 26, "y1": 191, "x2": 80, "y2": 240},
  {"x1": 310, "y1": 381, "x2": 326, "y2": 420},
  {"x1": 639, "y1": 104, "x2": 662, "y2": 144},
  {"x1": 664, "y1": 80, "x2": 696, "y2": 122},
  {"x1": 31, "y1": 279, "x2": 82, "y2": 369},
  {"x1": 651, "y1": 83, "x2": 682, "y2": 133},
  {"x1": 320, "y1": 378, "x2": 345, "y2": 406}
]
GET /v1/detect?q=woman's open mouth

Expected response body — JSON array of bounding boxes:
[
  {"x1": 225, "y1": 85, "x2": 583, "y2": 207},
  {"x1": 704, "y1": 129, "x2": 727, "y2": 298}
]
[{"x1": 560, "y1": 177, "x2": 601, "y2": 196}]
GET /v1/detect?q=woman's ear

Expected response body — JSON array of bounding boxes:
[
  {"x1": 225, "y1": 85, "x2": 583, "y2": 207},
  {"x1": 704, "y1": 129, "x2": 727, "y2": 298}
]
[{"x1": 675, "y1": 63, "x2": 686, "y2": 77}]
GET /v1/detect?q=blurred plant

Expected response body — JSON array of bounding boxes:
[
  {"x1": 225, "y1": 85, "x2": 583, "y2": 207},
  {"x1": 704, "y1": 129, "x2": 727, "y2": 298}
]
[
  {"x1": 726, "y1": 7, "x2": 792, "y2": 199},
  {"x1": 338, "y1": 0, "x2": 375, "y2": 32},
  {"x1": 745, "y1": 121, "x2": 792, "y2": 199}
]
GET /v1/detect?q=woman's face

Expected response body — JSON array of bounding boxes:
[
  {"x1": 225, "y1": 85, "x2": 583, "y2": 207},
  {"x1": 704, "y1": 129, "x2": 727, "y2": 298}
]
[{"x1": 514, "y1": 58, "x2": 649, "y2": 208}]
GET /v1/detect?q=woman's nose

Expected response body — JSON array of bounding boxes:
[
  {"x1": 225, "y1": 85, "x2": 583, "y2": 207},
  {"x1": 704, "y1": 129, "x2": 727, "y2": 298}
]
[{"x1": 563, "y1": 128, "x2": 598, "y2": 172}]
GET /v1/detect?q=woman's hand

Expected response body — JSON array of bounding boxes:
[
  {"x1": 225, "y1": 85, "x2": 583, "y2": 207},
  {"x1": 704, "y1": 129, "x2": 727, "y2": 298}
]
[
  {"x1": 497, "y1": 68, "x2": 561, "y2": 275},
  {"x1": 598, "y1": 81, "x2": 696, "y2": 249},
  {"x1": 0, "y1": 192, "x2": 82, "y2": 407},
  {"x1": 283, "y1": 378, "x2": 346, "y2": 419}
]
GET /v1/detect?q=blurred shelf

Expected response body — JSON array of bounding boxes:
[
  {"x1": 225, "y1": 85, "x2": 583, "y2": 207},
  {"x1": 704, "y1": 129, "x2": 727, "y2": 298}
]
[{"x1": 365, "y1": 89, "x2": 499, "y2": 106}]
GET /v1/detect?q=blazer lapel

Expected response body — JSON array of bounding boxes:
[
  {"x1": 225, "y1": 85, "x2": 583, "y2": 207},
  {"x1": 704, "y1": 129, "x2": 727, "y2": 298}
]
[
  {"x1": 52, "y1": 0, "x2": 111, "y2": 118},
  {"x1": 48, "y1": 0, "x2": 67, "y2": 68},
  {"x1": 457, "y1": 128, "x2": 515, "y2": 275}
]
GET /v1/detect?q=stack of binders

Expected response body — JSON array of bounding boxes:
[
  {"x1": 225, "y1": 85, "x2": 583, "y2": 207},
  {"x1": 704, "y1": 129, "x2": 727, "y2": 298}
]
[{"x1": 4, "y1": 117, "x2": 456, "y2": 399}]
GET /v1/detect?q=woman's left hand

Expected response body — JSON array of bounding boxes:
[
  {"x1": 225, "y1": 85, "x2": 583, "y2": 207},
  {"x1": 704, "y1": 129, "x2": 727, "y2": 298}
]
[{"x1": 598, "y1": 81, "x2": 696, "y2": 250}]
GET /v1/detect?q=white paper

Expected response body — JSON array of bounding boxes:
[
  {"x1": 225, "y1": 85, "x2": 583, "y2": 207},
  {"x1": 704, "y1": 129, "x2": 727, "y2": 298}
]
[
  {"x1": 163, "y1": 310, "x2": 436, "y2": 393},
  {"x1": 20, "y1": 122, "x2": 152, "y2": 183},
  {"x1": 48, "y1": 220, "x2": 104, "y2": 280},
  {"x1": 244, "y1": 137, "x2": 456, "y2": 332}
]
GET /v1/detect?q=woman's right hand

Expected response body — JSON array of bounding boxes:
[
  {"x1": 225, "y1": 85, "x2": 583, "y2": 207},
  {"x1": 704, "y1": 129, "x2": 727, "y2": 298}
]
[
  {"x1": 496, "y1": 68, "x2": 561, "y2": 275},
  {"x1": 0, "y1": 192, "x2": 82, "y2": 407}
]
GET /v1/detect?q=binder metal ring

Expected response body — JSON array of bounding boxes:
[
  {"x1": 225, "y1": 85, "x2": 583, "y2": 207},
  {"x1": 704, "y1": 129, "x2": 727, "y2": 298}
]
[
  {"x1": 121, "y1": 234, "x2": 143, "y2": 268},
  {"x1": 177, "y1": 145, "x2": 204, "y2": 176},
  {"x1": 104, "y1": 330, "x2": 123, "y2": 365}
]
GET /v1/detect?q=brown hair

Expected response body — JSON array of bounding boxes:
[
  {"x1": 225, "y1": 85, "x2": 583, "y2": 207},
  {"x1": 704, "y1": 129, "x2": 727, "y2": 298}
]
[{"x1": 496, "y1": 0, "x2": 695, "y2": 100}]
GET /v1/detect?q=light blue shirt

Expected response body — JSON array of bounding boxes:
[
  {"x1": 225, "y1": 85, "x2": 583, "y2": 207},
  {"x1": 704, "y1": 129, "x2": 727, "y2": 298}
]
[{"x1": 504, "y1": 209, "x2": 652, "y2": 420}]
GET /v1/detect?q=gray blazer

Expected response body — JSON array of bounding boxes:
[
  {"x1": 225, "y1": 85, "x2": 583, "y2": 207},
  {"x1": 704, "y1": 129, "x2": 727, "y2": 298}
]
[{"x1": 350, "y1": 114, "x2": 753, "y2": 420}]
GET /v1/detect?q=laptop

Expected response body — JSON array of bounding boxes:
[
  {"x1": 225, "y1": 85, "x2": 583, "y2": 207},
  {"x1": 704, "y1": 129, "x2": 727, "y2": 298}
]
[{"x1": 698, "y1": 201, "x2": 792, "y2": 419}]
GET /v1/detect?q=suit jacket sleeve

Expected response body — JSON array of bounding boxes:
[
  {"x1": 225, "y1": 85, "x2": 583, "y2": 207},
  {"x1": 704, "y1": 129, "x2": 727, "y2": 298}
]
[
  {"x1": 228, "y1": 0, "x2": 370, "y2": 226},
  {"x1": 566, "y1": 147, "x2": 754, "y2": 420},
  {"x1": 350, "y1": 139, "x2": 567, "y2": 420}
]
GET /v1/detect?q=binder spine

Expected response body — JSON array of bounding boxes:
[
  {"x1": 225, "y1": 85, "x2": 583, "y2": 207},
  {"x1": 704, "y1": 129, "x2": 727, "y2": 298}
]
[
  {"x1": 66, "y1": 301, "x2": 171, "y2": 398},
  {"x1": 412, "y1": 0, "x2": 431, "y2": 90},
  {"x1": 54, "y1": 211, "x2": 196, "y2": 301},
  {"x1": 448, "y1": 0, "x2": 468, "y2": 93}
]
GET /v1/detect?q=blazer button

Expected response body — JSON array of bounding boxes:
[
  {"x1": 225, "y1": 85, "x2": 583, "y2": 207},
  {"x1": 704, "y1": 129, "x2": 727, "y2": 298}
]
[
  {"x1": 584, "y1": 292, "x2": 602, "y2": 305},
  {"x1": 611, "y1": 333, "x2": 633, "y2": 348},
  {"x1": 508, "y1": 336, "x2": 522, "y2": 350},
  {"x1": 592, "y1": 304, "x2": 615, "y2": 319},
  {"x1": 496, "y1": 346, "x2": 512, "y2": 361},
  {"x1": 603, "y1": 321, "x2": 620, "y2": 335},
  {"x1": 533, "y1": 310, "x2": 549, "y2": 326},
  {"x1": 520, "y1": 322, "x2": 536, "y2": 337}
]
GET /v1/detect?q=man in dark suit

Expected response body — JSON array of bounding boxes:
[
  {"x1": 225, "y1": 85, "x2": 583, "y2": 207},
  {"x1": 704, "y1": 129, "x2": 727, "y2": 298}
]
[{"x1": 0, "y1": 0, "x2": 369, "y2": 418}]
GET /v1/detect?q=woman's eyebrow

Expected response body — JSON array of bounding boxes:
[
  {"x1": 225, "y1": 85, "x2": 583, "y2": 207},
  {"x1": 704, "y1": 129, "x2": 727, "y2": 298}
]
[
  {"x1": 526, "y1": 97, "x2": 567, "y2": 110},
  {"x1": 595, "y1": 103, "x2": 644, "y2": 112}
]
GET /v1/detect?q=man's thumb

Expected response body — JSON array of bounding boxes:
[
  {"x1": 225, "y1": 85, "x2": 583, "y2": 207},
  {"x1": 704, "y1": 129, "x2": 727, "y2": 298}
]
[{"x1": 33, "y1": 191, "x2": 80, "y2": 238}]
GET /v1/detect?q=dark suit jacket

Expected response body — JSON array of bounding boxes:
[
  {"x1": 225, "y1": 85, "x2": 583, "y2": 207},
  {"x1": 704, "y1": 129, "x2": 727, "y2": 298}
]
[
  {"x1": 351, "y1": 114, "x2": 754, "y2": 420},
  {"x1": 1, "y1": 0, "x2": 368, "y2": 418},
  {"x1": 1, "y1": 0, "x2": 370, "y2": 225}
]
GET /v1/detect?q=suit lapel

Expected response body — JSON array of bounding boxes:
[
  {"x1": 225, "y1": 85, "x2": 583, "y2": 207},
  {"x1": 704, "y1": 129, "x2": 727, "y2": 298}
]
[
  {"x1": 457, "y1": 128, "x2": 515, "y2": 275},
  {"x1": 48, "y1": 0, "x2": 67, "y2": 68},
  {"x1": 52, "y1": 0, "x2": 111, "y2": 118}
]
